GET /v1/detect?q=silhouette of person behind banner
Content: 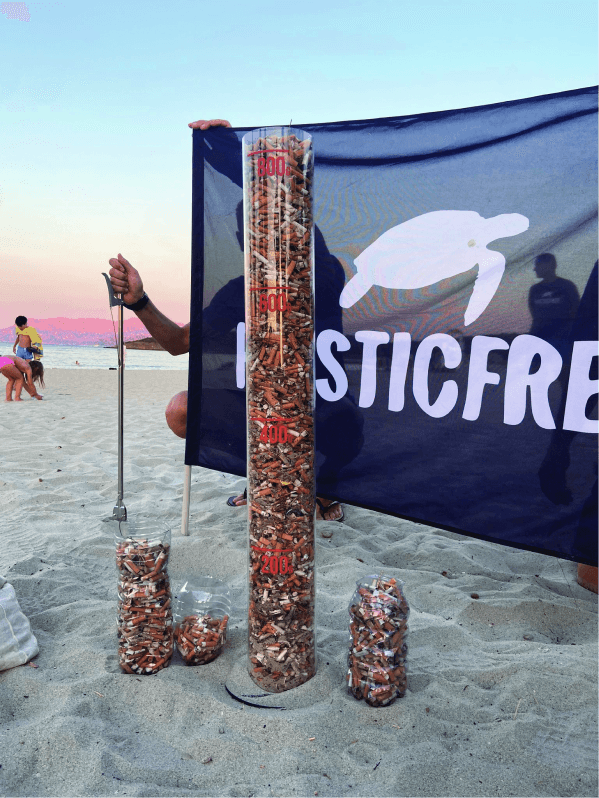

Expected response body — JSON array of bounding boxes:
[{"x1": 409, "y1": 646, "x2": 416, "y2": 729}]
[
  {"x1": 537, "y1": 260, "x2": 597, "y2": 565},
  {"x1": 529, "y1": 253, "x2": 580, "y2": 357},
  {"x1": 199, "y1": 200, "x2": 364, "y2": 497}
]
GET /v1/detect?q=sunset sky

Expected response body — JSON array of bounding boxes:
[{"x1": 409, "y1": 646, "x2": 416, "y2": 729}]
[{"x1": 1, "y1": 0, "x2": 597, "y2": 331}]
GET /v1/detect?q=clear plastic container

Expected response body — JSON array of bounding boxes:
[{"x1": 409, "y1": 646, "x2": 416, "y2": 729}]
[
  {"x1": 243, "y1": 126, "x2": 316, "y2": 692},
  {"x1": 347, "y1": 574, "x2": 409, "y2": 706},
  {"x1": 173, "y1": 576, "x2": 231, "y2": 665},
  {"x1": 115, "y1": 521, "x2": 173, "y2": 674}
]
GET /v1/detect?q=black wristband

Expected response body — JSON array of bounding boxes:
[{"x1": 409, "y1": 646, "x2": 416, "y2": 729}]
[{"x1": 123, "y1": 293, "x2": 150, "y2": 311}]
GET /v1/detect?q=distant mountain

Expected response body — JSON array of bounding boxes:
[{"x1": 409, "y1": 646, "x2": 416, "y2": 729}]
[{"x1": 0, "y1": 317, "x2": 183, "y2": 347}]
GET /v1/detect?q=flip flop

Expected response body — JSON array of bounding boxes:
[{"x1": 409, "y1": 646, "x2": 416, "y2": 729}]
[
  {"x1": 227, "y1": 487, "x2": 247, "y2": 507},
  {"x1": 316, "y1": 498, "x2": 345, "y2": 522}
]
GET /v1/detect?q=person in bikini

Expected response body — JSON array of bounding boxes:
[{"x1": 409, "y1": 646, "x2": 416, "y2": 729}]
[
  {"x1": 108, "y1": 118, "x2": 345, "y2": 522},
  {"x1": 0, "y1": 355, "x2": 44, "y2": 401}
]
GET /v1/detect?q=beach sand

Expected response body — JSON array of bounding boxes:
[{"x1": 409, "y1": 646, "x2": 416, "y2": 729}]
[{"x1": 0, "y1": 369, "x2": 597, "y2": 798}]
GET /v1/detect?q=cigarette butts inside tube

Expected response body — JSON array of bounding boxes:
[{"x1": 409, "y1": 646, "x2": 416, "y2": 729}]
[{"x1": 243, "y1": 126, "x2": 316, "y2": 692}]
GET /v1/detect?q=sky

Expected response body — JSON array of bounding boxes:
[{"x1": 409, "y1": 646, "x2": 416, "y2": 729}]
[{"x1": 1, "y1": 0, "x2": 597, "y2": 331}]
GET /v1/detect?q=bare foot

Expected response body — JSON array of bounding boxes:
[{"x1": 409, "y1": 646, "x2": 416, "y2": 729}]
[
  {"x1": 6, "y1": 398, "x2": 13, "y2": 402},
  {"x1": 33, "y1": 394, "x2": 43, "y2": 400},
  {"x1": 230, "y1": 493, "x2": 246, "y2": 506},
  {"x1": 14, "y1": 398, "x2": 23, "y2": 402},
  {"x1": 316, "y1": 498, "x2": 345, "y2": 522}
]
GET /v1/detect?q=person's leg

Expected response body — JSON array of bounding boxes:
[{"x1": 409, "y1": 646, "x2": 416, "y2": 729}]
[
  {"x1": 167, "y1": 390, "x2": 246, "y2": 504},
  {"x1": 13, "y1": 375, "x2": 25, "y2": 400},
  {"x1": 168, "y1": 389, "x2": 344, "y2": 519},
  {"x1": 165, "y1": 391, "x2": 187, "y2": 438},
  {"x1": 2, "y1": 365, "x2": 23, "y2": 401}
]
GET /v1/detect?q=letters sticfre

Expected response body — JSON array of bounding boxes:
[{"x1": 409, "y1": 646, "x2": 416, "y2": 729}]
[{"x1": 238, "y1": 329, "x2": 597, "y2": 433}]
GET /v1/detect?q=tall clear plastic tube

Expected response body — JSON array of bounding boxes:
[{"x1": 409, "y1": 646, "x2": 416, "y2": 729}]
[{"x1": 243, "y1": 126, "x2": 316, "y2": 692}]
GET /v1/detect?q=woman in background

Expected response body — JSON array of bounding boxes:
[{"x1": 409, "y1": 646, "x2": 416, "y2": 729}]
[{"x1": 0, "y1": 355, "x2": 44, "y2": 401}]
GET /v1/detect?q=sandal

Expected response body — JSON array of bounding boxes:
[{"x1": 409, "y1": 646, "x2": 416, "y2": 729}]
[
  {"x1": 316, "y1": 498, "x2": 345, "y2": 523},
  {"x1": 226, "y1": 487, "x2": 247, "y2": 507}
]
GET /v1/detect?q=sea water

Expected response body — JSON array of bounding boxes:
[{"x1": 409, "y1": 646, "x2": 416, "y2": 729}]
[{"x1": 0, "y1": 342, "x2": 189, "y2": 370}]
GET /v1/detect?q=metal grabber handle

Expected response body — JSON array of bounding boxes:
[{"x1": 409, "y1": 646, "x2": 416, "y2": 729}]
[{"x1": 102, "y1": 273, "x2": 127, "y2": 521}]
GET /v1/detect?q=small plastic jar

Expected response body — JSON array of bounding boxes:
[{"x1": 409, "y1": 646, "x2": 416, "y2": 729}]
[
  {"x1": 115, "y1": 521, "x2": 173, "y2": 674},
  {"x1": 173, "y1": 577, "x2": 231, "y2": 665},
  {"x1": 347, "y1": 574, "x2": 409, "y2": 706}
]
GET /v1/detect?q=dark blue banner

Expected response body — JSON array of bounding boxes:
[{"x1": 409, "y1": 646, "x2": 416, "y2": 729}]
[{"x1": 186, "y1": 87, "x2": 598, "y2": 565}]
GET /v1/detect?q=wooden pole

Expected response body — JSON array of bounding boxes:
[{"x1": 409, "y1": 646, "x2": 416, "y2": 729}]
[{"x1": 181, "y1": 465, "x2": 192, "y2": 536}]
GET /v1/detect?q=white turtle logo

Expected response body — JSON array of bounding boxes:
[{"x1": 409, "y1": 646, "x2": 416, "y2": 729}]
[{"x1": 339, "y1": 210, "x2": 529, "y2": 325}]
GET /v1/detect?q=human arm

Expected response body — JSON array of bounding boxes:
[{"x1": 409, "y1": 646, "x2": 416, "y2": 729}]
[
  {"x1": 107, "y1": 254, "x2": 190, "y2": 355},
  {"x1": 13, "y1": 357, "x2": 42, "y2": 397},
  {"x1": 13, "y1": 335, "x2": 18, "y2": 353},
  {"x1": 107, "y1": 121, "x2": 230, "y2": 355}
]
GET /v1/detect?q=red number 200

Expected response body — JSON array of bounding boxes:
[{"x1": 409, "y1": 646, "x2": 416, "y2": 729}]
[{"x1": 260, "y1": 554, "x2": 290, "y2": 575}]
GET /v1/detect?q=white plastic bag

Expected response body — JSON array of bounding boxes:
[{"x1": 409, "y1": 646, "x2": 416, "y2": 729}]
[{"x1": 0, "y1": 576, "x2": 39, "y2": 671}]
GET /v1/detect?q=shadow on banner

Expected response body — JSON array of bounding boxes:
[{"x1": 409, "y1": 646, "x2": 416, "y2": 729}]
[{"x1": 186, "y1": 87, "x2": 598, "y2": 565}]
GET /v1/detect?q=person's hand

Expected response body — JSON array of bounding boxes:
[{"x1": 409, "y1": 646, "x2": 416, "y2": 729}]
[
  {"x1": 188, "y1": 119, "x2": 232, "y2": 130},
  {"x1": 108, "y1": 254, "x2": 144, "y2": 306}
]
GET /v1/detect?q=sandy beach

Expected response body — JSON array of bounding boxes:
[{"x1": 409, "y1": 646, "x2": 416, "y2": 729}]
[{"x1": 0, "y1": 369, "x2": 597, "y2": 798}]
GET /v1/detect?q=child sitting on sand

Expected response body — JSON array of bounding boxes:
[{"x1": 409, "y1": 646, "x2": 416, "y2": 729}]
[{"x1": 0, "y1": 355, "x2": 44, "y2": 401}]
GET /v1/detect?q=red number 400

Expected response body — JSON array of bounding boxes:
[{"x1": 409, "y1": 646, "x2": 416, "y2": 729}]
[{"x1": 259, "y1": 425, "x2": 288, "y2": 444}]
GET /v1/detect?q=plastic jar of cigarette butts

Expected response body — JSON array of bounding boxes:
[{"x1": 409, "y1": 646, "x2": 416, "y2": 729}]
[
  {"x1": 173, "y1": 577, "x2": 231, "y2": 665},
  {"x1": 347, "y1": 574, "x2": 409, "y2": 707},
  {"x1": 115, "y1": 521, "x2": 174, "y2": 675}
]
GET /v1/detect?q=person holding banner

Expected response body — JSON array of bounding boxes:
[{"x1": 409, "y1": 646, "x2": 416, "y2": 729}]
[
  {"x1": 108, "y1": 118, "x2": 354, "y2": 522},
  {"x1": 108, "y1": 251, "x2": 346, "y2": 521}
]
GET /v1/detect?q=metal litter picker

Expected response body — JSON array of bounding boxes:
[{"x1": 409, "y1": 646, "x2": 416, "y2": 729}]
[{"x1": 102, "y1": 272, "x2": 127, "y2": 521}]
